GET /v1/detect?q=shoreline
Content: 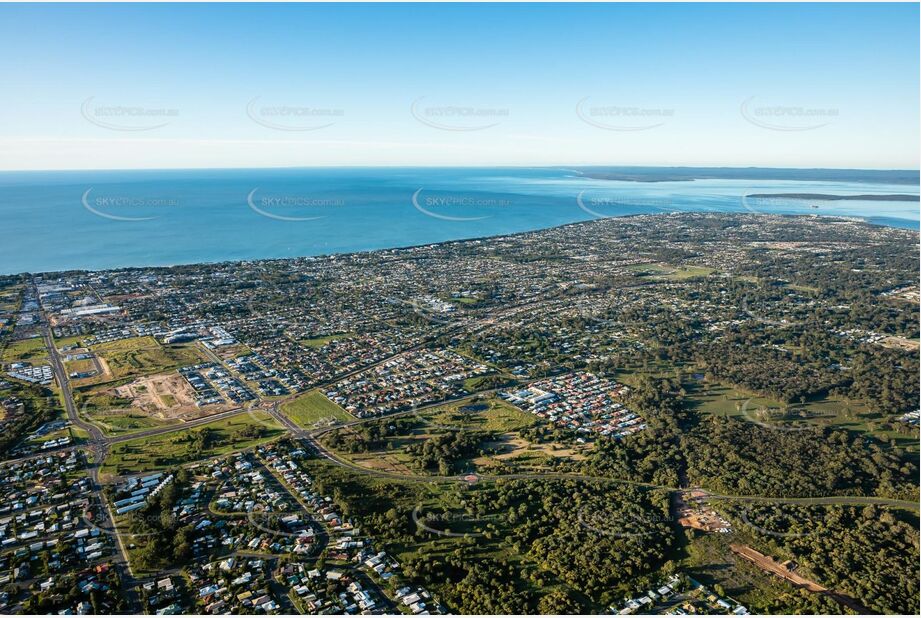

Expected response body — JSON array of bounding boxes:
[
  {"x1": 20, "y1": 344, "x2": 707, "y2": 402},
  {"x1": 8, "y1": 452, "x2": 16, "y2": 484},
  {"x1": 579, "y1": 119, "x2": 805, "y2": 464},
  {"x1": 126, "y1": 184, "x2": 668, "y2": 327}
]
[
  {"x1": 1, "y1": 165, "x2": 918, "y2": 182},
  {"x1": 8, "y1": 211, "x2": 918, "y2": 279}
]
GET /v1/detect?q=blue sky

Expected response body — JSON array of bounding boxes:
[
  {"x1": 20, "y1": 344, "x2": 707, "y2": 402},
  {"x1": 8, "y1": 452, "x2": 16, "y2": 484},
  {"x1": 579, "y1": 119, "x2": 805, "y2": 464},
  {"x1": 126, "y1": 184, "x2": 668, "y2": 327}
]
[{"x1": 1, "y1": 3, "x2": 917, "y2": 170}]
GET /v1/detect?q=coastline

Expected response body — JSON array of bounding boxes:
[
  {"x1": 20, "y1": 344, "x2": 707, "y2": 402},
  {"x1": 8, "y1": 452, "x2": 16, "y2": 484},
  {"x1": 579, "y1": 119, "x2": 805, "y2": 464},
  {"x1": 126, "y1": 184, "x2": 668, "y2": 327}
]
[
  {"x1": 8, "y1": 211, "x2": 918, "y2": 279},
  {"x1": 2, "y1": 167, "x2": 918, "y2": 276}
]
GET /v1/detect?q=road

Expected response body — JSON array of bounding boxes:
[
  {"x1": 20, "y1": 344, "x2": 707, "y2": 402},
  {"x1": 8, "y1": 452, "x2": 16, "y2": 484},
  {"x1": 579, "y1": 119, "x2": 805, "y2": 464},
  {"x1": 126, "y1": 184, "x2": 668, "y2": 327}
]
[
  {"x1": 301, "y1": 427, "x2": 920, "y2": 509},
  {"x1": 3, "y1": 279, "x2": 914, "y2": 612},
  {"x1": 35, "y1": 285, "x2": 141, "y2": 612},
  {"x1": 731, "y1": 544, "x2": 874, "y2": 614}
]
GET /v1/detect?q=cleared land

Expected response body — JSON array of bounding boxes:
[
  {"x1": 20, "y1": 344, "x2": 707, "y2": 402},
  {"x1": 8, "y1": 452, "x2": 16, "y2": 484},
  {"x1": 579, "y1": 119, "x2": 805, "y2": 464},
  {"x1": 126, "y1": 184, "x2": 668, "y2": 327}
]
[
  {"x1": 101, "y1": 411, "x2": 285, "y2": 475},
  {"x1": 423, "y1": 398, "x2": 536, "y2": 432},
  {"x1": 280, "y1": 389, "x2": 353, "y2": 428},
  {"x1": 730, "y1": 544, "x2": 871, "y2": 614},
  {"x1": 628, "y1": 262, "x2": 715, "y2": 280},
  {"x1": 1, "y1": 336, "x2": 49, "y2": 365},
  {"x1": 76, "y1": 370, "x2": 242, "y2": 437},
  {"x1": 474, "y1": 435, "x2": 590, "y2": 469},
  {"x1": 85, "y1": 336, "x2": 205, "y2": 384},
  {"x1": 299, "y1": 333, "x2": 353, "y2": 348},
  {"x1": 113, "y1": 372, "x2": 232, "y2": 418}
]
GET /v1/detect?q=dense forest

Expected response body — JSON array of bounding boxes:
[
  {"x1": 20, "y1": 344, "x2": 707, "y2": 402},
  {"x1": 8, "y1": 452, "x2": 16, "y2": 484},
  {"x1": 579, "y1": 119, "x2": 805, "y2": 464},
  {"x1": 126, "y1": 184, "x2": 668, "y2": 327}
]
[
  {"x1": 586, "y1": 376, "x2": 687, "y2": 487},
  {"x1": 726, "y1": 503, "x2": 920, "y2": 614},
  {"x1": 305, "y1": 457, "x2": 676, "y2": 613},
  {"x1": 684, "y1": 417, "x2": 918, "y2": 500}
]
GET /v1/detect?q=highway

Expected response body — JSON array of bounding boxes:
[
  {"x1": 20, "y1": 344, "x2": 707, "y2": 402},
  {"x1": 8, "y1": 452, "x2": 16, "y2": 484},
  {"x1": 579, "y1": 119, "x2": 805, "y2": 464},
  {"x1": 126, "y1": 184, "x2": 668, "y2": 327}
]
[
  {"x1": 1, "y1": 279, "x2": 913, "y2": 611},
  {"x1": 300, "y1": 425, "x2": 921, "y2": 510},
  {"x1": 35, "y1": 287, "x2": 141, "y2": 612}
]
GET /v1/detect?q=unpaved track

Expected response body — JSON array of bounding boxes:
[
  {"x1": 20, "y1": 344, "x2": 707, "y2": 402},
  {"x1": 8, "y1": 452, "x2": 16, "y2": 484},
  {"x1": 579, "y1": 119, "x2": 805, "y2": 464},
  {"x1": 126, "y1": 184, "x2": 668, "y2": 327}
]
[{"x1": 731, "y1": 544, "x2": 875, "y2": 614}]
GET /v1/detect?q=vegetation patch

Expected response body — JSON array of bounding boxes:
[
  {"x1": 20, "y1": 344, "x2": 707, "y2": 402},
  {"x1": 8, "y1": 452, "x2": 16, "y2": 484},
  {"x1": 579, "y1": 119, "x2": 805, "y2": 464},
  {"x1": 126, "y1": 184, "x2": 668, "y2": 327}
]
[
  {"x1": 280, "y1": 389, "x2": 353, "y2": 428},
  {"x1": 1, "y1": 336, "x2": 49, "y2": 365},
  {"x1": 102, "y1": 412, "x2": 284, "y2": 475},
  {"x1": 88, "y1": 336, "x2": 205, "y2": 383},
  {"x1": 299, "y1": 333, "x2": 353, "y2": 348}
]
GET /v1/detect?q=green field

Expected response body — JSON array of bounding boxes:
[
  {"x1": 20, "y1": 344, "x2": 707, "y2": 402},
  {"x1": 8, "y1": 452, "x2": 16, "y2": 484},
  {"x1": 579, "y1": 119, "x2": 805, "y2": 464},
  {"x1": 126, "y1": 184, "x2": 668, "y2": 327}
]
[
  {"x1": 299, "y1": 333, "x2": 353, "y2": 348},
  {"x1": 86, "y1": 410, "x2": 179, "y2": 437},
  {"x1": 25, "y1": 424, "x2": 90, "y2": 446},
  {"x1": 280, "y1": 389, "x2": 352, "y2": 428},
  {"x1": 684, "y1": 378, "x2": 917, "y2": 453},
  {"x1": 628, "y1": 262, "x2": 715, "y2": 280},
  {"x1": 90, "y1": 336, "x2": 205, "y2": 382},
  {"x1": 1, "y1": 336, "x2": 49, "y2": 365},
  {"x1": 64, "y1": 358, "x2": 95, "y2": 374},
  {"x1": 323, "y1": 396, "x2": 555, "y2": 476},
  {"x1": 101, "y1": 411, "x2": 285, "y2": 475},
  {"x1": 53, "y1": 335, "x2": 85, "y2": 348},
  {"x1": 423, "y1": 397, "x2": 536, "y2": 432}
]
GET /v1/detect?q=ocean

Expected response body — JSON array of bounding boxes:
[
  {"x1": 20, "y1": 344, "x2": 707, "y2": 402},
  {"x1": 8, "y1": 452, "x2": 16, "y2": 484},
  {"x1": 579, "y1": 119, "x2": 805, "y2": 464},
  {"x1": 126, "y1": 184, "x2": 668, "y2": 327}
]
[{"x1": 0, "y1": 167, "x2": 917, "y2": 275}]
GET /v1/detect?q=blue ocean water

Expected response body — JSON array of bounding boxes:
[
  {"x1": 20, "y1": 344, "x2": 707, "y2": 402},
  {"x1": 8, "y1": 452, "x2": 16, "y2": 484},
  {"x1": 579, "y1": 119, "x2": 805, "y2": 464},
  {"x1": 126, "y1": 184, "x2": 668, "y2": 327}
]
[{"x1": 0, "y1": 167, "x2": 917, "y2": 275}]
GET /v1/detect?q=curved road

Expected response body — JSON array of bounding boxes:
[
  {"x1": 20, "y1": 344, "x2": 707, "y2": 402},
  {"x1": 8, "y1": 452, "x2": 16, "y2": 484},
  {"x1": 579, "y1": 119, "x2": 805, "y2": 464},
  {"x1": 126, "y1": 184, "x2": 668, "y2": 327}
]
[
  {"x1": 9, "y1": 279, "x2": 914, "y2": 615},
  {"x1": 300, "y1": 425, "x2": 919, "y2": 510}
]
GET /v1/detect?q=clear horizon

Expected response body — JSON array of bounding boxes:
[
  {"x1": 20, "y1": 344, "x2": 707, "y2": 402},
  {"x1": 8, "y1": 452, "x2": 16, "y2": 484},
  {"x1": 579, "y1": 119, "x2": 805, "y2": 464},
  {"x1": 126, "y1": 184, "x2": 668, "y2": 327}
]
[
  {"x1": 1, "y1": 164, "x2": 919, "y2": 174},
  {"x1": 1, "y1": 2, "x2": 919, "y2": 171}
]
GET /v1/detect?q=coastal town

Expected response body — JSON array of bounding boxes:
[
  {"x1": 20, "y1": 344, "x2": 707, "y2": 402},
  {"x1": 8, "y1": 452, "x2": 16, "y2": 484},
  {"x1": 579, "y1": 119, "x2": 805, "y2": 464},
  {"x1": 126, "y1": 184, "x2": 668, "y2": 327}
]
[{"x1": 0, "y1": 213, "x2": 918, "y2": 615}]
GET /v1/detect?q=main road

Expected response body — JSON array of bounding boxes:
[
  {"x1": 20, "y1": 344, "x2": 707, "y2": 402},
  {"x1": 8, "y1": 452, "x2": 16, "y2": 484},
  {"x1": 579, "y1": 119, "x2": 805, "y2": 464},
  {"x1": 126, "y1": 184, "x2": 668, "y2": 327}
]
[
  {"x1": 4, "y1": 279, "x2": 914, "y2": 611},
  {"x1": 35, "y1": 286, "x2": 141, "y2": 611}
]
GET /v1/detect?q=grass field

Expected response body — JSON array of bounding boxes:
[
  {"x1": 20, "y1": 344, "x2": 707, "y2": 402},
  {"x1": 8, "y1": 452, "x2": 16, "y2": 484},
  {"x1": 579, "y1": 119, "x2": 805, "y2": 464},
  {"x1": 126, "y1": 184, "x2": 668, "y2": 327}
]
[
  {"x1": 683, "y1": 378, "x2": 918, "y2": 453},
  {"x1": 326, "y1": 397, "x2": 555, "y2": 475},
  {"x1": 89, "y1": 336, "x2": 204, "y2": 383},
  {"x1": 86, "y1": 410, "x2": 179, "y2": 436},
  {"x1": 101, "y1": 411, "x2": 285, "y2": 475},
  {"x1": 422, "y1": 397, "x2": 536, "y2": 432},
  {"x1": 25, "y1": 424, "x2": 90, "y2": 446},
  {"x1": 280, "y1": 390, "x2": 353, "y2": 428},
  {"x1": 299, "y1": 333, "x2": 353, "y2": 348},
  {"x1": 1, "y1": 336, "x2": 49, "y2": 365},
  {"x1": 628, "y1": 263, "x2": 716, "y2": 280},
  {"x1": 53, "y1": 335, "x2": 85, "y2": 348},
  {"x1": 64, "y1": 358, "x2": 95, "y2": 374}
]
